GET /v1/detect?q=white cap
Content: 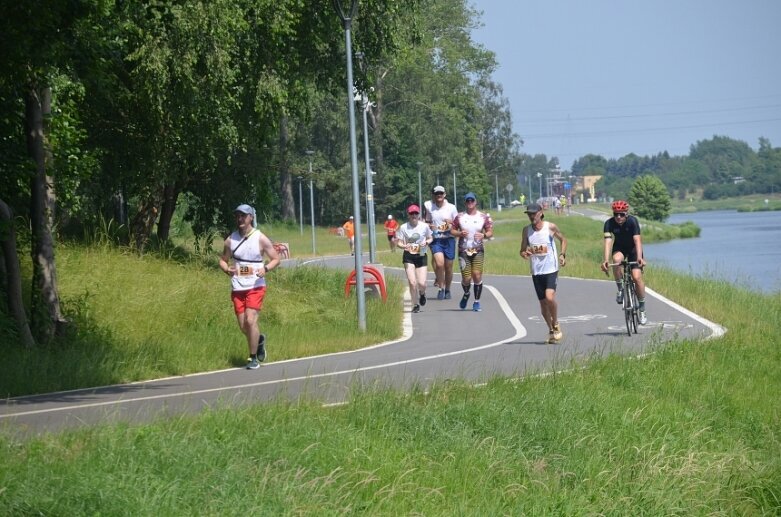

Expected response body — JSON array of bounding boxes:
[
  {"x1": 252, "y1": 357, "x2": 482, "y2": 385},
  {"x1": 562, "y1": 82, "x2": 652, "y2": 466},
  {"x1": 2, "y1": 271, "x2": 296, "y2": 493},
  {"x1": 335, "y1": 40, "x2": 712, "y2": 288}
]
[{"x1": 387, "y1": 214, "x2": 393, "y2": 220}]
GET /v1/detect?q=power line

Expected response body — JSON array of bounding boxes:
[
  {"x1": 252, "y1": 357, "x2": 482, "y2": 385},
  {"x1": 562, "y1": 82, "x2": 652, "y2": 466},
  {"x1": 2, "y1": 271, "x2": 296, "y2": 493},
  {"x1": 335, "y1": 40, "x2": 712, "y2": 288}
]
[
  {"x1": 522, "y1": 117, "x2": 781, "y2": 139},
  {"x1": 519, "y1": 105, "x2": 781, "y2": 125}
]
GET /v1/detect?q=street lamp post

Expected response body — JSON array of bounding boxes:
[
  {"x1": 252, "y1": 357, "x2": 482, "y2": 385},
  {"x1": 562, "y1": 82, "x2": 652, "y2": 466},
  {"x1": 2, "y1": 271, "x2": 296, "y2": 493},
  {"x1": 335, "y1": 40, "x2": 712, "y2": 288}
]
[
  {"x1": 537, "y1": 172, "x2": 543, "y2": 201},
  {"x1": 452, "y1": 165, "x2": 457, "y2": 204},
  {"x1": 306, "y1": 150, "x2": 316, "y2": 255},
  {"x1": 363, "y1": 109, "x2": 377, "y2": 263},
  {"x1": 333, "y1": 0, "x2": 365, "y2": 331},
  {"x1": 298, "y1": 177, "x2": 303, "y2": 235},
  {"x1": 416, "y1": 161, "x2": 423, "y2": 210},
  {"x1": 356, "y1": 52, "x2": 376, "y2": 264},
  {"x1": 495, "y1": 173, "x2": 499, "y2": 209}
]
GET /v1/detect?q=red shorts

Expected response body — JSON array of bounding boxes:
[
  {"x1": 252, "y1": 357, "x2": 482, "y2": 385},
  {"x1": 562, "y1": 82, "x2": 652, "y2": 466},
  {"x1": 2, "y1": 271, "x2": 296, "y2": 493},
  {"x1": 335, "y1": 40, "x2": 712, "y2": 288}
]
[{"x1": 231, "y1": 287, "x2": 266, "y2": 314}]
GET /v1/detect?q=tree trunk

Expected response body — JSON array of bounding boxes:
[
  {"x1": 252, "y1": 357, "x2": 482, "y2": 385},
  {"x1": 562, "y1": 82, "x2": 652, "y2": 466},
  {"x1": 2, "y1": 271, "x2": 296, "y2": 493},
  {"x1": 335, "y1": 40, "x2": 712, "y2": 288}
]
[
  {"x1": 0, "y1": 199, "x2": 36, "y2": 348},
  {"x1": 130, "y1": 193, "x2": 160, "y2": 253},
  {"x1": 26, "y1": 85, "x2": 66, "y2": 343},
  {"x1": 156, "y1": 182, "x2": 179, "y2": 242},
  {"x1": 279, "y1": 115, "x2": 295, "y2": 220}
]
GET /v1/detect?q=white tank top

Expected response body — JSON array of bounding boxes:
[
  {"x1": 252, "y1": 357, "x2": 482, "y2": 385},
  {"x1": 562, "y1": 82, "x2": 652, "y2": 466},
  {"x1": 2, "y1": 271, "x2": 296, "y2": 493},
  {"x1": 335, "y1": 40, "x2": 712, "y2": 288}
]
[
  {"x1": 230, "y1": 229, "x2": 267, "y2": 291},
  {"x1": 527, "y1": 221, "x2": 558, "y2": 276}
]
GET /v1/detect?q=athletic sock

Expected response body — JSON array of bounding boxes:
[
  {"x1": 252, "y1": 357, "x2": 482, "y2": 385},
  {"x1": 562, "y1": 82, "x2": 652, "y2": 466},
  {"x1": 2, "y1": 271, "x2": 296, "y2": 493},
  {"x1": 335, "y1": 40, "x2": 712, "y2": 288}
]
[
  {"x1": 462, "y1": 284, "x2": 470, "y2": 295},
  {"x1": 638, "y1": 298, "x2": 645, "y2": 310},
  {"x1": 616, "y1": 280, "x2": 623, "y2": 291},
  {"x1": 473, "y1": 283, "x2": 483, "y2": 300}
]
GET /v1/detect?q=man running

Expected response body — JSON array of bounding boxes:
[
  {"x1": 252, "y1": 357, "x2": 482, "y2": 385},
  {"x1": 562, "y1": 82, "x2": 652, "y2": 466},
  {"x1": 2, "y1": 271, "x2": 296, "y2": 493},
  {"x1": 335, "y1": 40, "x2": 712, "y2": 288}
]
[
  {"x1": 396, "y1": 204, "x2": 433, "y2": 313},
  {"x1": 342, "y1": 215, "x2": 355, "y2": 255},
  {"x1": 520, "y1": 203, "x2": 567, "y2": 344},
  {"x1": 601, "y1": 199, "x2": 648, "y2": 324},
  {"x1": 220, "y1": 204, "x2": 281, "y2": 369},
  {"x1": 423, "y1": 185, "x2": 458, "y2": 300},
  {"x1": 384, "y1": 214, "x2": 399, "y2": 252},
  {"x1": 451, "y1": 192, "x2": 493, "y2": 312}
]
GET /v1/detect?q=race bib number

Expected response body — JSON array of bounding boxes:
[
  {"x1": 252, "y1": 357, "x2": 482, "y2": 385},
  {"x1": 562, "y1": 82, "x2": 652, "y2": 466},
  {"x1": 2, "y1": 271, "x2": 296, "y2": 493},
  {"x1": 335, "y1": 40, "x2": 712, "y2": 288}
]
[
  {"x1": 531, "y1": 244, "x2": 548, "y2": 256},
  {"x1": 407, "y1": 243, "x2": 421, "y2": 254},
  {"x1": 465, "y1": 247, "x2": 478, "y2": 257},
  {"x1": 237, "y1": 264, "x2": 254, "y2": 277}
]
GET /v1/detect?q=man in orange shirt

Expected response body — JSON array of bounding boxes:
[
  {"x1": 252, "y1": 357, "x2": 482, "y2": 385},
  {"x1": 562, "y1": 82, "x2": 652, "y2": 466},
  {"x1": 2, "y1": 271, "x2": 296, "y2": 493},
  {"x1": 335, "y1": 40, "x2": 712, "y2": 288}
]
[
  {"x1": 342, "y1": 215, "x2": 355, "y2": 255},
  {"x1": 384, "y1": 214, "x2": 399, "y2": 252}
]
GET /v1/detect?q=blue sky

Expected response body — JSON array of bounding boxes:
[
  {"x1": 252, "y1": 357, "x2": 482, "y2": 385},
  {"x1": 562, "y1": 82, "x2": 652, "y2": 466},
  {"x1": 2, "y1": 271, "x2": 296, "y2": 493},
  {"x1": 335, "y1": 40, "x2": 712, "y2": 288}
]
[{"x1": 469, "y1": 0, "x2": 781, "y2": 167}]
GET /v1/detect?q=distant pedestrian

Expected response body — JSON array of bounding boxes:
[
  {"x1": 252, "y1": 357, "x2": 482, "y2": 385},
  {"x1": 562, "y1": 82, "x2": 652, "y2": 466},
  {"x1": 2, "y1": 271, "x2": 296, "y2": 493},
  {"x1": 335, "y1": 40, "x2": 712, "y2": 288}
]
[
  {"x1": 342, "y1": 215, "x2": 355, "y2": 255},
  {"x1": 423, "y1": 185, "x2": 458, "y2": 300},
  {"x1": 220, "y1": 204, "x2": 281, "y2": 369},
  {"x1": 384, "y1": 214, "x2": 399, "y2": 252},
  {"x1": 396, "y1": 204, "x2": 433, "y2": 313},
  {"x1": 451, "y1": 192, "x2": 493, "y2": 312},
  {"x1": 520, "y1": 203, "x2": 567, "y2": 344}
]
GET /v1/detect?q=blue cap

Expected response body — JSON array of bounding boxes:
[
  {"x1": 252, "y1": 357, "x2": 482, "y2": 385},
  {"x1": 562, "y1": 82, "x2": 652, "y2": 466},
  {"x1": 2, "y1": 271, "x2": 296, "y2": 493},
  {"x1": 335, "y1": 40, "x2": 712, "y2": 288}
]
[
  {"x1": 464, "y1": 192, "x2": 477, "y2": 201},
  {"x1": 234, "y1": 204, "x2": 257, "y2": 228}
]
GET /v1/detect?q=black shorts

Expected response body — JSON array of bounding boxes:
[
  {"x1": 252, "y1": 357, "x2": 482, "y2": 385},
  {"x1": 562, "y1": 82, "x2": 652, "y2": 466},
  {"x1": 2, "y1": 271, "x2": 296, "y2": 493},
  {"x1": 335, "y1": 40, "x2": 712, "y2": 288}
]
[
  {"x1": 387, "y1": 234, "x2": 395, "y2": 242},
  {"x1": 402, "y1": 251, "x2": 428, "y2": 268},
  {"x1": 612, "y1": 247, "x2": 642, "y2": 268},
  {"x1": 531, "y1": 271, "x2": 558, "y2": 300}
]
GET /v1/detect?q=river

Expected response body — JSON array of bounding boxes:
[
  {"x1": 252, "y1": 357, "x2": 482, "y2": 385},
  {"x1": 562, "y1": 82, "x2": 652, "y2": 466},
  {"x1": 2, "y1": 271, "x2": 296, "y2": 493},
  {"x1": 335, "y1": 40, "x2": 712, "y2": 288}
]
[{"x1": 644, "y1": 210, "x2": 781, "y2": 293}]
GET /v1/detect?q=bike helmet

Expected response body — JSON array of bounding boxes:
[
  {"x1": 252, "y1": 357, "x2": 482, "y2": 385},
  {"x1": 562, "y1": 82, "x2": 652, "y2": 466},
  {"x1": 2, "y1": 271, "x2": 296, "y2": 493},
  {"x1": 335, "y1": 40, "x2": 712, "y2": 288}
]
[{"x1": 611, "y1": 200, "x2": 629, "y2": 212}]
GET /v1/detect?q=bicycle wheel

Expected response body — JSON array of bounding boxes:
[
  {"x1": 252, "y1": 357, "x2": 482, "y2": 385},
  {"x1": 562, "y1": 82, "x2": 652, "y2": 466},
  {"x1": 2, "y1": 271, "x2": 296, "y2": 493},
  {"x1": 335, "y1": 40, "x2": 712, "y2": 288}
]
[
  {"x1": 629, "y1": 283, "x2": 639, "y2": 334},
  {"x1": 623, "y1": 286, "x2": 632, "y2": 336}
]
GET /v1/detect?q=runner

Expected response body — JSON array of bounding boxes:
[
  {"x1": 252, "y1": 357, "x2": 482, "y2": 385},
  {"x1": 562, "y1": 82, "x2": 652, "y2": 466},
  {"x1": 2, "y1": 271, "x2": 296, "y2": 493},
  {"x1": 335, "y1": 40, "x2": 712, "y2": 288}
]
[
  {"x1": 219, "y1": 204, "x2": 281, "y2": 369},
  {"x1": 520, "y1": 203, "x2": 568, "y2": 344},
  {"x1": 396, "y1": 204, "x2": 433, "y2": 313},
  {"x1": 423, "y1": 185, "x2": 459, "y2": 300},
  {"x1": 451, "y1": 192, "x2": 493, "y2": 312},
  {"x1": 383, "y1": 214, "x2": 399, "y2": 252},
  {"x1": 342, "y1": 216, "x2": 355, "y2": 255}
]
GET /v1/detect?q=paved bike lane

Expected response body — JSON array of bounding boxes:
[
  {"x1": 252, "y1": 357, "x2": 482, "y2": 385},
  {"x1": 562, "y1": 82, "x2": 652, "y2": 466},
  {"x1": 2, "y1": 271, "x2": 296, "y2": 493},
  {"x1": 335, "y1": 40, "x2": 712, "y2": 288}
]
[{"x1": 0, "y1": 255, "x2": 724, "y2": 437}]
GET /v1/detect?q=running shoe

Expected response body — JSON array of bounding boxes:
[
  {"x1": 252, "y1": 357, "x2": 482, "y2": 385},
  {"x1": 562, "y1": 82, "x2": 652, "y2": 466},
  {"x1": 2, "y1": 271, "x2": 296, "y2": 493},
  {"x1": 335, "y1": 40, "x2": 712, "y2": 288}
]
[
  {"x1": 616, "y1": 289, "x2": 624, "y2": 304},
  {"x1": 436, "y1": 289, "x2": 444, "y2": 300},
  {"x1": 459, "y1": 293, "x2": 470, "y2": 310},
  {"x1": 472, "y1": 301, "x2": 481, "y2": 312},
  {"x1": 419, "y1": 293, "x2": 427, "y2": 306},
  {"x1": 639, "y1": 311, "x2": 648, "y2": 325},
  {"x1": 444, "y1": 290, "x2": 451, "y2": 300},
  {"x1": 412, "y1": 304, "x2": 420, "y2": 313},
  {"x1": 246, "y1": 357, "x2": 260, "y2": 370},
  {"x1": 545, "y1": 332, "x2": 559, "y2": 344},
  {"x1": 258, "y1": 333, "x2": 266, "y2": 362}
]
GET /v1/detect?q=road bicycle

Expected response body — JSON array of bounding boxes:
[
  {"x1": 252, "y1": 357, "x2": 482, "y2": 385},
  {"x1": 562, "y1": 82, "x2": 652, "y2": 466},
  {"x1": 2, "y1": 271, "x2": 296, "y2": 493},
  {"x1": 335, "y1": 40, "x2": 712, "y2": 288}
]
[{"x1": 608, "y1": 259, "x2": 641, "y2": 336}]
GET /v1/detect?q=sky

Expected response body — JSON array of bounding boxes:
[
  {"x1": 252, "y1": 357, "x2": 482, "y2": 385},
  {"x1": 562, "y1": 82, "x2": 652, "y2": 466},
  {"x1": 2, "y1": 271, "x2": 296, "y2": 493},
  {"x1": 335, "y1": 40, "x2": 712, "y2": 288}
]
[{"x1": 469, "y1": 0, "x2": 781, "y2": 167}]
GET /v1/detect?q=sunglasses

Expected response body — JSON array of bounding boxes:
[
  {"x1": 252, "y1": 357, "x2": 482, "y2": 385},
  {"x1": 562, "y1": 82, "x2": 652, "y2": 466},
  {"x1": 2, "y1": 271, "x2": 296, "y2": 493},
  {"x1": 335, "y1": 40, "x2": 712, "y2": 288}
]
[
  {"x1": 408, "y1": 212, "x2": 420, "y2": 216},
  {"x1": 613, "y1": 212, "x2": 627, "y2": 218}
]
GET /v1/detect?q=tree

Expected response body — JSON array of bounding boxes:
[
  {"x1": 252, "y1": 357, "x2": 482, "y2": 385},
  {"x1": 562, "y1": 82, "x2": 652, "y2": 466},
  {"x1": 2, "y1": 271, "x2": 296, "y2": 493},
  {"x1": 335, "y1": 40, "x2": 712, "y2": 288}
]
[{"x1": 628, "y1": 175, "x2": 671, "y2": 222}]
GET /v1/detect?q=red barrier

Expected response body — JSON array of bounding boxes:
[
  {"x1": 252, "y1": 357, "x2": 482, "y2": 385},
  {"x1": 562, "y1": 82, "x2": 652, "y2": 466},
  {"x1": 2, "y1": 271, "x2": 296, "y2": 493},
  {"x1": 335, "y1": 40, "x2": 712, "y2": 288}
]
[{"x1": 344, "y1": 265, "x2": 387, "y2": 302}]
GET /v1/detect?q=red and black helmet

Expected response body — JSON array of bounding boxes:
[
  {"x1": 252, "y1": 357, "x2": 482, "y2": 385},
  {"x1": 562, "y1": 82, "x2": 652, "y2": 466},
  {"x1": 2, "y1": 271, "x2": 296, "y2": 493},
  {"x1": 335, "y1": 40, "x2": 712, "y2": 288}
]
[{"x1": 611, "y1": 200, "x2": 629, "y2": 212}]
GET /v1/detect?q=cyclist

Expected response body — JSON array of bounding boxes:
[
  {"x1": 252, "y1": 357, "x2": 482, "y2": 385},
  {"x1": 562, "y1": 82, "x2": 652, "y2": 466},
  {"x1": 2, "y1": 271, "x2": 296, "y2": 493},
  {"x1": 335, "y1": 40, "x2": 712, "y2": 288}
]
[{"x1": 601, "y1": 200, "x2": 648, "y2": 324}]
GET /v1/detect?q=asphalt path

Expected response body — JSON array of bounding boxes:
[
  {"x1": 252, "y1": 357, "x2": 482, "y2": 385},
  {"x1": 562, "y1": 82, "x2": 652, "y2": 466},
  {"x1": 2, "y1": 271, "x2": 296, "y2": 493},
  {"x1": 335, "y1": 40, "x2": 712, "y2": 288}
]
[{"x1": 0, "y1": 212, "x2": 725, "y2": 437}]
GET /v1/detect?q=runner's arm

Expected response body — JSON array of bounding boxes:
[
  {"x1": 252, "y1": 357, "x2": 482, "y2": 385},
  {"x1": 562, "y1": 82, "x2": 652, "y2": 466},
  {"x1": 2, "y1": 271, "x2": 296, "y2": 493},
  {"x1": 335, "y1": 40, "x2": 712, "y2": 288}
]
[
  {"x1": 520, "y1": 227, "x2": 531, "y2": 259},
  {"x1": 258, "y1": 234, "x2": 281, "y2": 276},
  {"x1": 219, "y1": 237, "x2": 235, "y2": 276}
]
